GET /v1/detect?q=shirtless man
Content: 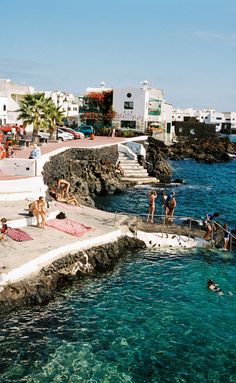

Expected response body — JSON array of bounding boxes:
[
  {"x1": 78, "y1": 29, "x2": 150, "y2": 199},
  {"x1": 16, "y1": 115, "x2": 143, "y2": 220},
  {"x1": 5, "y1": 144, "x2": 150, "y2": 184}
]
[
  {"x1": 29, "y1": 196, "x2": 47, "y2": 228},
  {"x1": 147, "y1": 191, "x2": 157, "y2": 223}
]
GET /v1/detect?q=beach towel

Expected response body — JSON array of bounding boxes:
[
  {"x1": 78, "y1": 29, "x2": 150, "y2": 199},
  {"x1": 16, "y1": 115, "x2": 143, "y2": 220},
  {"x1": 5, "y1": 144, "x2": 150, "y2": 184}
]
[
  {"x1": 8, "y1": 227, "x2": 33, "y2": 242},
  {"x1": 46, "y1": 218, "x2": 93, "y2": 237}
]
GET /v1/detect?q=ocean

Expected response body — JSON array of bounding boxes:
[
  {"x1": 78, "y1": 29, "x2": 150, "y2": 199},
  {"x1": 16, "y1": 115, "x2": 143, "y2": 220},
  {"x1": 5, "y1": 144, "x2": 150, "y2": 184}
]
[{"x1": 0, "y1": 158, "x2": 236, "y2": 383}]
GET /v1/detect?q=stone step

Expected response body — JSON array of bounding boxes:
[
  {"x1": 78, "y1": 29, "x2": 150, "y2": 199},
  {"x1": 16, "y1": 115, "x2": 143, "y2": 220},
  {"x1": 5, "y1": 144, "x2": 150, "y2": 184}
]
[
  {"x1": 124, "y1": 171, "x2": 149, "y2": 177},
  {"x1": 121, "y1": 164, "x2": 146, "y2": 170}
]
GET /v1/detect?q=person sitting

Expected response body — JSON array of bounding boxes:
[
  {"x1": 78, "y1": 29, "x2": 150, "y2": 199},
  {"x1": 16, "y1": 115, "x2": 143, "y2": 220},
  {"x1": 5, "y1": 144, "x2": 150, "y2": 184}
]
[
  {"x1": 207, "y1": 280, "x2": 224, "y2": 295},
  {"x1": 0, "y1": 218, "x2": 8, "y2": 240},
  {"x1": 29, "y1": 143, "x2": 41, "y2": 159},
  {"x1": 203, "y1": 212, "x2": 220, "y2": 240},
  {"x1": 57, "y1": 179, "x2": 70, "y2": 198},
  {"x1": 5, "y1": 144, "x2": 15, "y2": 158},
  {"x1": 115, "y1": 161, "x2": 124, "y2": 176},
  {"x1": 29, "y1": 196, "x2": 47, "y2": 228}
]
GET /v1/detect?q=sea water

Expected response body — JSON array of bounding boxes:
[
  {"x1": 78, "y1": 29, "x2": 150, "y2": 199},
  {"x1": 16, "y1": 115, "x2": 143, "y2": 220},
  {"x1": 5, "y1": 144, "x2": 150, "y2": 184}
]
[{"x1": 1, "y1": 160, "x2": 236, "y2": 383}]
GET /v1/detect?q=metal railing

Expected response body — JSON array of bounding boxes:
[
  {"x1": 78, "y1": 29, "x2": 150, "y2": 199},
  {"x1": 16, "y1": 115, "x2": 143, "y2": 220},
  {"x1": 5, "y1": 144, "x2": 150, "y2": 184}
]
[
  {"x1": 111, "y1": 211, "x2": 236, "y2": 252},
  {"x1": 213, "y1": 221, "x2": 236, "y2": 252}
]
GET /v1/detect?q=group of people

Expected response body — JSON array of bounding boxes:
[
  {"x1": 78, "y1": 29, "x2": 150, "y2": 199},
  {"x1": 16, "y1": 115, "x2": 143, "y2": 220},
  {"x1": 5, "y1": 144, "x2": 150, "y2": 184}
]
[
  {"x1": 203, "y1": 212, "x2": 230, "y2": 251},
  {"x1": 147, "y1": 190, "x2": 176, "y2": 224}
]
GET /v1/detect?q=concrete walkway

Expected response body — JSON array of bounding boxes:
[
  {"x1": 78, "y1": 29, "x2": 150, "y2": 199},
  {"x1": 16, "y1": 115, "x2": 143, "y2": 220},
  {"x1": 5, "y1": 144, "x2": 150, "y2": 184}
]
[{"x1": 0, "y1": 201, "x2": 129, "y2": 286}]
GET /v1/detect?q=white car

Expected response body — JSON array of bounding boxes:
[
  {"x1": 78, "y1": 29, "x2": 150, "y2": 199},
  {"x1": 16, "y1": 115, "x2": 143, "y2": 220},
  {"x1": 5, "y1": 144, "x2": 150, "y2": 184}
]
[{"x1": 38, "y1": 129, "x2": 74, "y2": 141}]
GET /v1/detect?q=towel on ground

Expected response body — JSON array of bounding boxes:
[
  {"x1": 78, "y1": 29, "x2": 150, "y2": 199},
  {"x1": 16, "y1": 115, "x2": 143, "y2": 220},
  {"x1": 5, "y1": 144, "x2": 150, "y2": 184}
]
[
  {"x1": 46, "y1": 218, "x2": 93, "y2": 237},
  {"x1": 8, "y1": 227, "x2": 33, "y2": 242}
]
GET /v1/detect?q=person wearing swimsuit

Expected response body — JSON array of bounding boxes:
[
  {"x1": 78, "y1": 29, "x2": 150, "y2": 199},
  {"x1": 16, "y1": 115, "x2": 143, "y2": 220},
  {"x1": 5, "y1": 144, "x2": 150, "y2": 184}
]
[{"x1": 147, "y1": 191, "x2": 157, "y2": 223}]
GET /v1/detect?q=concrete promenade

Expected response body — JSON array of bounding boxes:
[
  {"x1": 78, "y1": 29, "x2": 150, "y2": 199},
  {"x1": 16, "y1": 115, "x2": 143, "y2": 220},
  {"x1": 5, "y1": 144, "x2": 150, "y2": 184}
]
[
  {"x1": 0, "y1": 135, "x2": 206, "y2": 290},
  {"x1": 0, "y1": 200, "x2": 130, "y2": 286}
]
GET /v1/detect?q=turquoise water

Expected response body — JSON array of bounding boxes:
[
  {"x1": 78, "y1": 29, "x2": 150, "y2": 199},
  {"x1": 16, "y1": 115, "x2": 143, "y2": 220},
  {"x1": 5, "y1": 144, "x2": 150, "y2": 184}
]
[
  {"x1": 96, "y1": 159, "x2": 236, "y2": 227},
  {"x1": 1, "y1": 159, "x2": 236, "y2": 383}
]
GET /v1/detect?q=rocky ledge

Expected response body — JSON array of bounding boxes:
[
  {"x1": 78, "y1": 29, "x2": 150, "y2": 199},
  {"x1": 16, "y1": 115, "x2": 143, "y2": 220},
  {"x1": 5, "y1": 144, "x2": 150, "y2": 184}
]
[
  {"x1": 167, "y1": 135, "x2": 236, "y2": 163},
  {"x1": 0, "y1": 236, "x2": 145, "y2": 316}
]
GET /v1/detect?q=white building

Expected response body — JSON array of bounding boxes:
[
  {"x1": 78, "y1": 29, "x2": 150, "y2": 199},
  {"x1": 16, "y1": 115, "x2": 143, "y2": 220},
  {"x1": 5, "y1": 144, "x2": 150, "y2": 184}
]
[
  {"x1": 0, "y1": 79, "x2": 34, "y2": 124},
  {"x1": 0, "y1": 96, "x2": 8, "y2": 125},
  {"x1": 44, "y1": 91, "x2": 80, "y2": 124},
  {"x1": 112, "y1": 81, "x2": 174, "y2": 143}
]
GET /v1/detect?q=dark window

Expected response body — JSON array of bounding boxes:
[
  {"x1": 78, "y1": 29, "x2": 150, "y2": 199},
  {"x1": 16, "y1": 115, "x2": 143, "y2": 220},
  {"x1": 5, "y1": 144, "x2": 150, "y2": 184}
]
[
  {"x1": 216, "y1": 117, "x2": 222, "y2": 120},
  {"x1": 121, "y1": 120, "x2": 136, "y2": 129},
  {"x1": 3, "y1": 104, "x2": 6, "y2": 111},
  {"x1": 127, "y1": 93, "x2": 132, "y2": 98},
  {"x1": 73, "y1": 107, "x2": 77, "y2": 111},
  {"x1": 68, "y1": 107, "x2": 71, "y2": 111},
  {"x1": 124, "y1": 101, "x2": 134, "y2": 110}
]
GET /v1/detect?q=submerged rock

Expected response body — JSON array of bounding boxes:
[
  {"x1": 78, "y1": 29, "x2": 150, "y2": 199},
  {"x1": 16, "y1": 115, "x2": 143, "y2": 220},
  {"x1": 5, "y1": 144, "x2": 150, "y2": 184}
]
[{"x1": 0, "y1": 236, "x2": 145, "y2": 316}]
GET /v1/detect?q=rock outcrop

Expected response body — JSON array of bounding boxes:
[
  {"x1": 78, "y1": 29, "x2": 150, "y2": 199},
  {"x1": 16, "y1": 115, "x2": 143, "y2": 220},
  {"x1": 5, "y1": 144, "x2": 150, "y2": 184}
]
[
  {"x1": 167, "y1": 135, "x2": 236, "y2": 163},
  {"x1": 0, "y1": 236, "x2": 146, "y2": 316},
  {"x1": 145, "y1": 137, "x2": 172, "y2": 183},
  {"x1": 43, "y1": 146, "x2": 126, "y2": 206}
]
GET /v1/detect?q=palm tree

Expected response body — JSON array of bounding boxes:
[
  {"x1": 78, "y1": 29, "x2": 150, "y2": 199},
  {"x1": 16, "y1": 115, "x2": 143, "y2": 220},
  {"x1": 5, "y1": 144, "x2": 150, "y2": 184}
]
[
  {"x1": 17, "y1": 93, "x2": 48, "y2": 142},
  {"x1": 18, "y1": 93, "x2": 64, "y2": 142},
  {"x1": 44, "y1": 98, "x2": 64, "y2": 140}
]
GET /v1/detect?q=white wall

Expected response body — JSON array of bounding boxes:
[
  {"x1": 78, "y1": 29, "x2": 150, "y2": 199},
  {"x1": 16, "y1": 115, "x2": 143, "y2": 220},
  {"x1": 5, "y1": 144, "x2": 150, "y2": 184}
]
[{"x1": 0, "y1": 96, "x2": 8, "y2": 125}]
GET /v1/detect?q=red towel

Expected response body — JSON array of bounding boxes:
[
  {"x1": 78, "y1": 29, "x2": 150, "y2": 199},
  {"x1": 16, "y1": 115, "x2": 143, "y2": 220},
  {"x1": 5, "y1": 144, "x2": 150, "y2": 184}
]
[
  {"x1": 46, "y1": 218, "x2": 93, "y2": 237},
  {"x1": 8, "y1": 227, "x2": 33, "y2": 242}
]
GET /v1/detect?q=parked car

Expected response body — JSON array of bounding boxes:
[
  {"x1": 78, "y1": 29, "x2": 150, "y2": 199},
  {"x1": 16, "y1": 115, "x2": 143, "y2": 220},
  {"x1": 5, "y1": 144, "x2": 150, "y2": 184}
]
[
  {"x1": 75, "y1": 125, "x2": 94, "y2": 137},
  {"x1": 60, "y1": 126, "x2": 85, "y2": 139},
  {"x1": 38, "y1": 129, "x2": 74, "y2": 141}
]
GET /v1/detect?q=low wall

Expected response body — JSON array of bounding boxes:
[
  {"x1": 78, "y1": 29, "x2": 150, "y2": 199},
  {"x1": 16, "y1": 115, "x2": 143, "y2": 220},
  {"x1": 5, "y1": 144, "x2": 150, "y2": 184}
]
[
  {"x1": 0, "y1": 176, "x2": 47, "y2": 201},
  {"x1": 0, "y1": 158, "x2": 36, "y2": 177}
]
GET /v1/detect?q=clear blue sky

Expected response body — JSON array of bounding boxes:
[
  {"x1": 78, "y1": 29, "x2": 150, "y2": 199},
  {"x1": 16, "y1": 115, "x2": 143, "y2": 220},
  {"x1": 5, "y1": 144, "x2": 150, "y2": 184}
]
[{"x1": 0, "y1": 0, "x2": 236, "y2": 111}]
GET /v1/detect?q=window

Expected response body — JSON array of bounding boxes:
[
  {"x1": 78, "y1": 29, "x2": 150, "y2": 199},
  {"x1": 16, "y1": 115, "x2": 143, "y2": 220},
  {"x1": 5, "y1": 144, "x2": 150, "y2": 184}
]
[
  {"x1": 68, "y1": 107, "x2": 71, "y2": 111},
  {"x1": 126, "y1": 93, "x2": 132, "y2": 98},
  {"x1": 124, "y1": 101, "x2": 134, "y2": 110},
  {"x1": 73, "y1": 107, "x2": 77, "y2": 111},
  {"x1": 216, "y1": 117, "x2": 222, "y2": 120},
  {"x1": 3, "y1": 105, "x2": 6, "y2": 111}
]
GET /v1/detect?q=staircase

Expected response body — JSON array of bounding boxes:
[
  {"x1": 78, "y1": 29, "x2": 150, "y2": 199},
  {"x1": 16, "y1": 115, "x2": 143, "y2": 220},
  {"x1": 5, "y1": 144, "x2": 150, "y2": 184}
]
[{"x1": 118, "y1": 152, "x2": 158, "y2": 184}]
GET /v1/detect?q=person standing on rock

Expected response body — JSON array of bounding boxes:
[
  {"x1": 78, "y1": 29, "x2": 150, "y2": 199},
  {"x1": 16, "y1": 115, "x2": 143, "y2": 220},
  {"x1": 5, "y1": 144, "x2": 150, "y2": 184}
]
[
  {"x1": 147, "y1": 190, "x2": 157, "y2": 223},
  {"x1": 165, "y1": 192, "x2": 176, "y2": 224}
]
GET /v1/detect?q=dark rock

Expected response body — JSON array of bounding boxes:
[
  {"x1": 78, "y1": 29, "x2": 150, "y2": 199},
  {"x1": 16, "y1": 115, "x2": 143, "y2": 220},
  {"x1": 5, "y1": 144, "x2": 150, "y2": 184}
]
[{"x1": 0, "y1": 236, "x2": 145, "y2": 316}]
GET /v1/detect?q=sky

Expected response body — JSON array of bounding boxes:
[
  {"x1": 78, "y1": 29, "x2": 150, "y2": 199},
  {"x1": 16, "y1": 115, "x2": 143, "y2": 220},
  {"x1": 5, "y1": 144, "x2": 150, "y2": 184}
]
[{"x1": 0, "y1": 0, "x2": 236, "y2": 111}]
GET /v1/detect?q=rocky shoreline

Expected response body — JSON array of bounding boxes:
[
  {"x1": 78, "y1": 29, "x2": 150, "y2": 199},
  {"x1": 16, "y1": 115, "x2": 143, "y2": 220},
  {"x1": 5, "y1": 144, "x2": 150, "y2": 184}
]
[{"x1": 0, "y1": 236, "x2": 145, "y2": 316}]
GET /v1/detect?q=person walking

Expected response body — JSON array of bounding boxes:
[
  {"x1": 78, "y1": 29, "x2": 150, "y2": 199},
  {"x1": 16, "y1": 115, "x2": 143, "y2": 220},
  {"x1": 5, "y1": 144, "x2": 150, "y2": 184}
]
[{"x1": 147, "y1": 190, "x2": 157, "y2": 223}]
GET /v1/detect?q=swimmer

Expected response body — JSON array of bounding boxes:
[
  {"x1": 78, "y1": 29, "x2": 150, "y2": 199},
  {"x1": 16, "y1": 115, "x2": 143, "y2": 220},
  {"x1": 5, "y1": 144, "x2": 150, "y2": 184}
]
[{"x1": 207, "y1": 280, "x2": 224, "y2": 295}]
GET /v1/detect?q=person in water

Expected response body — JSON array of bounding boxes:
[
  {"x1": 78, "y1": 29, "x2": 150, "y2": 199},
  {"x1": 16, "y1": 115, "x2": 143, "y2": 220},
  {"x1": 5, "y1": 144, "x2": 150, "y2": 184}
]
[
  {"x1": 147, "y1": 190, "x2": 157, "y2": 223},
  {"x1": 207, "y1": 280, "x2": 224, "y2": 295}
]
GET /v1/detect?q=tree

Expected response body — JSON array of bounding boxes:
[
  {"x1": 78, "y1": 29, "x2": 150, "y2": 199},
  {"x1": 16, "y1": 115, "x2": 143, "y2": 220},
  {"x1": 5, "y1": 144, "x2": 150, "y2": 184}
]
[
  {"x1": 18, "y1": 93, "x2": 64, "y2": 142},
  {"x1": 80, "y1": 91, "x2": 116, "y2": 129},
  {"x1": 17, "y1": 93, "x2": 47, "y2": 142},
  {"x1": 44, "y1": 98, "x2": 64, "y2": 140}
]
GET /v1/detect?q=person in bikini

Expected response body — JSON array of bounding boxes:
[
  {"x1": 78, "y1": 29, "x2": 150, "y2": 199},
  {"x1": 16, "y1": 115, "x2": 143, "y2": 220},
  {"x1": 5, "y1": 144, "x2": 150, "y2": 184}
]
[
  {"x1": 57, "y1": 179, "x2": 70, "y2": 198},
  {"x1": 147, "y1": 190, "x2": 157, "y2": 223},
  {"x1": 203, "y1": 212, "x2": 220, "y2": 240}
]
